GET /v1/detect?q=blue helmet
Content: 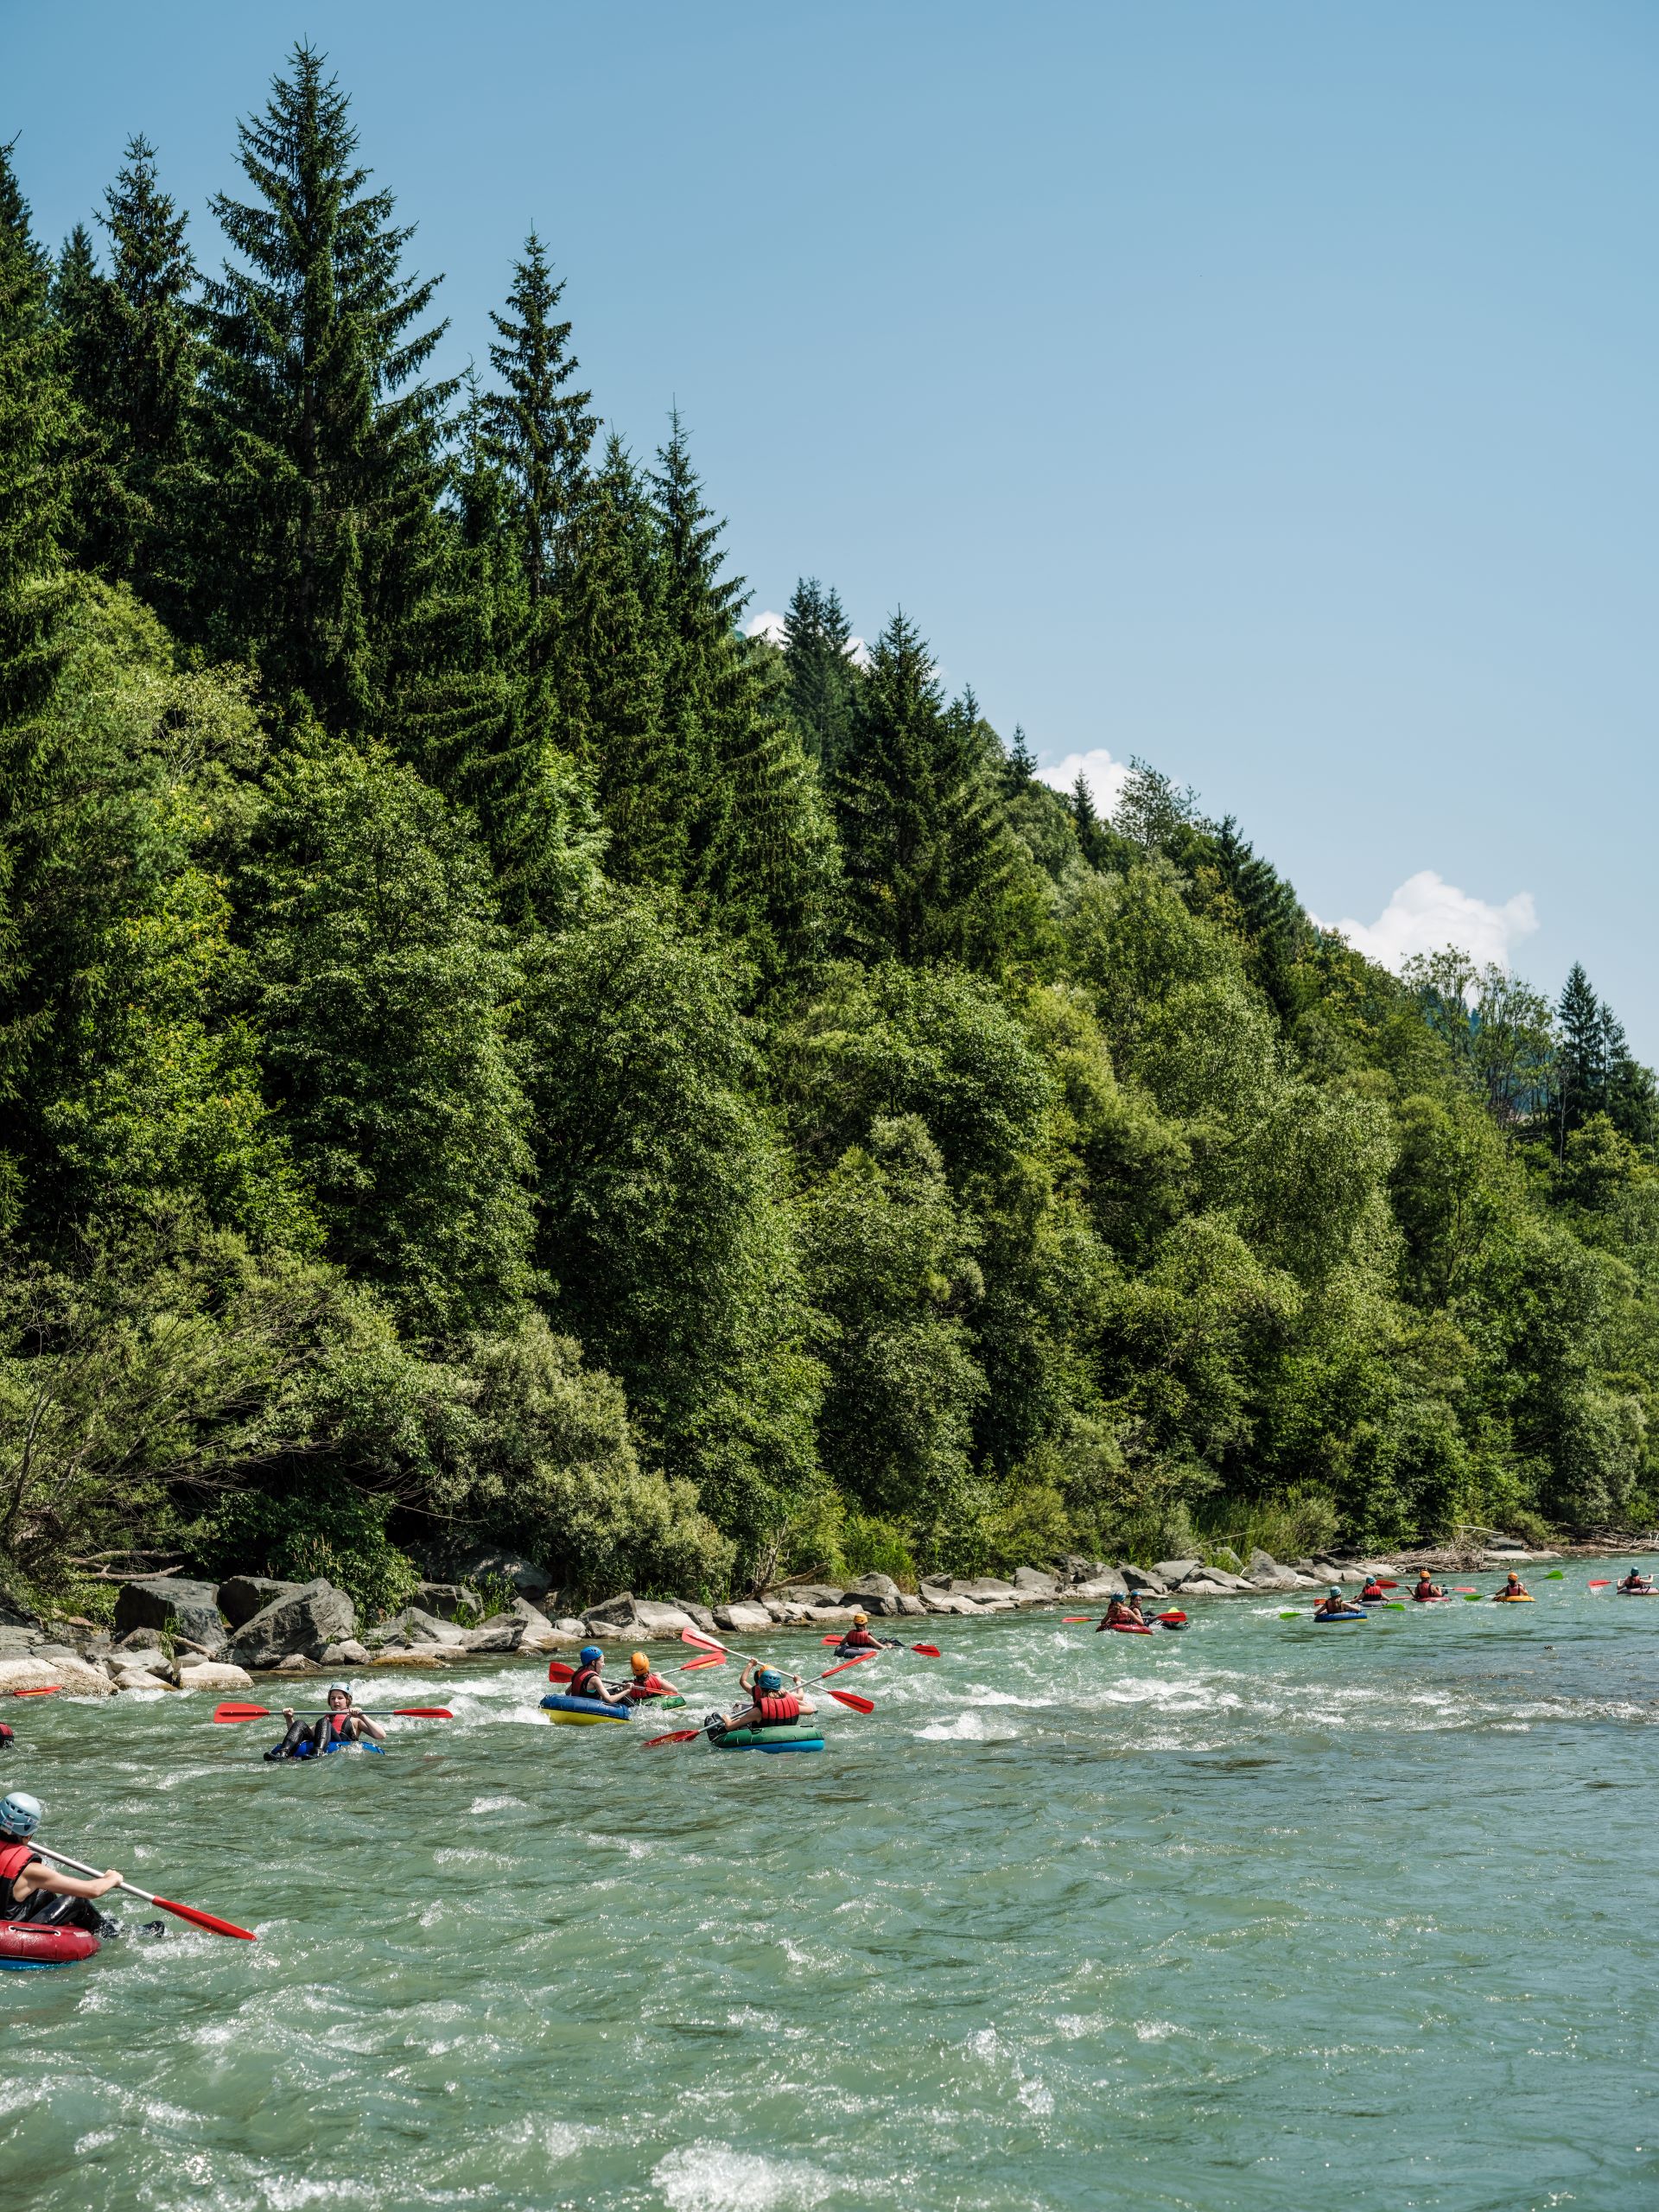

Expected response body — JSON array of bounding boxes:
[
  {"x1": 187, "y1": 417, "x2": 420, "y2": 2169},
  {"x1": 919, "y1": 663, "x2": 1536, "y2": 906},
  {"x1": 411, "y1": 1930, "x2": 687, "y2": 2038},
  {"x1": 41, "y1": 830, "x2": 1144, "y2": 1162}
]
[
  {"x1": 0, "y1": 1790, "x2": 41, "y2": 1839},
  {"x1": 756, "y1": 1668, "x2": 784, "y2": 1693},
  {"x1": 580, "y1": 1644, "x2": 603, "y2": 1665}
]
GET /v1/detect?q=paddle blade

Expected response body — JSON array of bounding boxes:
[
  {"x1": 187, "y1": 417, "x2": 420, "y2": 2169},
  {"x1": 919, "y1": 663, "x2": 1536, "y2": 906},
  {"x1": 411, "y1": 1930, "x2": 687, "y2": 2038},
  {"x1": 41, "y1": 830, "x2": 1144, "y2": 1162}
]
[
  {"x1": 10, "y1": 1687, "x2": 58, "y2": 1698},
  {"x1": 681, "y1": 1654, "x2": 727, "y2": 1671},
  {"x1": 643, "y1": 1727, "x2": 704, "y2": 1748},
  {"x1": 822, "y1": 1654, "x2": 876, "y2": 1677},
  {"x1": 1545, "y1": 1570, "x2": 1564, "y2": 1580},
  {"x1": 388, "y1": 1707, "x2": 452, "y2": 1719},
  {"x1": 1157, "y1": 1611, "x2": 1188, "y2": 1624},
  {"x1": 910, "y1": 1644, "x2": 942, "y2": 1657},
  {"x1": 1062, "y1": 1616, "x2": 1092, "y2": 1624},
  {"x1": 1589, "y1": 1580, "x2": 1611, "y2": 1589},
  {"x1": 152, "y1": 1894, "x2": 257, "y2": 1941},
  {"x1": 820, "y1": 1636, "x2": 842, "y2": 1645},
  {"x1": 212, "y1": 1703, "x2": 271, "y2": 1723},
  {"x1": 1460, "y1": 1592, "x2": 1484, "y2": 1601},
  {"x1": 680, "y1": 1627, "x2": 726, "y2": 1654},
  {"x1": 826, "y1": 1688, "x2": 874, "y2": 1713},
  {"x1": 1378, "y1": 1580, "x2": 1398, "y2": 1588},
  {"x1": 547, "y1": 1661, "x2": 575, "y2": 1681},
  {"x1": 1279, "y1": 1610, "x2": 1301, "y2": 1618}
]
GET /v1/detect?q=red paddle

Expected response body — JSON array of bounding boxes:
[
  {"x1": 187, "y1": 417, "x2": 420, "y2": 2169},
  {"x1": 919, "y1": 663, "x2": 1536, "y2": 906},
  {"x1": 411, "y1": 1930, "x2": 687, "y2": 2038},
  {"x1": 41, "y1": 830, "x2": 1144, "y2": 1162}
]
[
  {"x1": 1589, "y1": 1580, "x2": 1612, "y2": 1591},
  {"x1": 677, "y1": 1629, "x2": 878, "y2": 1715},
  {"x1": 29, "y1": 1840, "x2": 256, "y2": 1941},
  {"x1": 10, "y1": 1687, "x2": 58, "y2": 1698},
  {"x1": 211, "y1": 1702, "x2": 452, "y2": 1723},
  {"x1": 643, "y1": 1726, "x2": 706, "y2": 1748}
]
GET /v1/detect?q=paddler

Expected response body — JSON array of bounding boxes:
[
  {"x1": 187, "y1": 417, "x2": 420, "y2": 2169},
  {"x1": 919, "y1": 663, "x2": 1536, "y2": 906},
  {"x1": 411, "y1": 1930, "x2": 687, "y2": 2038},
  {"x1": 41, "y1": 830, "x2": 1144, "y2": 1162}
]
[
  {"x1": 566, "y1": 1644, "x2": 632, "y2": 1708},
  {"x1": 1096, "y1": 1592, "x2": 1147, "y2": 1630},
  {"x1": 1358, "y1": 1575, "x2": 1388, "y2": 1603},
  {"x1": 1411, "y1": 1570, "x2": 1446, "y2": 1601},
  {"x1": 623, "y1": 1651, "x2": 676, "y2": 1702},
  {"x1": 265, "y1": 1684, "x2": 389, "y2": 1760},
  {"x1": 719, "y1": 1664, "x2": 816, "y2": 1735},
  {"x1": 1493, "y1": 1571, "x2": 1530, "y2": 1601},
  {"x1": 0, "y1": 1791, "x2": 158, "y2": 1937},
  {"x1": 1314, "y1": 1585, "x2": 1357, "y2": 1618},
  {"x1": 834, "y1": 1611, "x2": 900, "y2": 1656},
  {"x1": 1618, "y1": 1568, "x2": 1654, "y2": 1593}
]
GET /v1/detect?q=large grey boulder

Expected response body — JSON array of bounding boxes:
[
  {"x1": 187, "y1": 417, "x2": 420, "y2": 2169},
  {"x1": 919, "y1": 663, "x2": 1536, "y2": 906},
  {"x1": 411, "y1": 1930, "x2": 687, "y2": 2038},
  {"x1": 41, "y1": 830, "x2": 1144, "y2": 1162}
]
[
  {"x1": 0, "y1": 1625, "x2": 40, "y2": 1655},
  {"x1": 839, "y1": 1587, "x2": 905, "y2": 1617},
  {"x1": 842, "y1": 1572, "x2": 901, "y2": 1599},
  {"x1": 1153, "y1": 1560, "x2": 1202, "y2": 1587},
  {"x1": 1059, "y1": 1554, "x2": 1110, "y2": 1586},
  {"x1": 216, "y1": 1576, "x2": 305, "y2": 1630},
  {"x1": 1071, "y1": 1572, "x2": 1128, "y2": 1600},
  {"x1": 0, "y1": 1652, "x2": 111, "y2": 1697},
  {"x1": 896, "y1": 1592, "x2": 929, "y2": 1616},
  {"x1": 1121, "y1": 1566, "x2": 1169, "y2": 1595},
  {"x1": 1013, "y1": 1567, "x2": 1059, "y2": 1594},
  {"x1": 228, "y1": 1579, "x2": 355, "y2": 1668},
  {"x1": 1246, "y1": 1549, "x2": 1299, "y2": 1591},
  {"x1": 411, "y1": 1581, "x2": 484, "y2": 1623},
  {"x1": 375, "y1": 1607, "x2": 465, "y2": 1647},
  {"x1": 457, "y1": 1618, "x2": 524, "y2": 1654},
  {"x1": 448, "y1": 1548, "x2": 553, "y2": 1605},
  {"x1": 114, "y1": 1576, "x2": 226, "y2": 1654},
  {"x1": 715, "y1": 1602, "x2": 773, "y2": 1633},
  {"x1": 582, "y1": 1594, "x2": 696, "y2": 1639},
  {"x1": 771, "y1": 1583, "x2": 845, "y2": 1608}
]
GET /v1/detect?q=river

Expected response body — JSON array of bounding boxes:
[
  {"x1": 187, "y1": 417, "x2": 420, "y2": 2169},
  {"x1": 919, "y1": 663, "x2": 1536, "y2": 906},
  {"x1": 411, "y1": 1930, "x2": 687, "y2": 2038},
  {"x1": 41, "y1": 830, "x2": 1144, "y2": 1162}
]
[{"x1": 4, "y1": 1564, "x2": 1656, "y2": 2210}]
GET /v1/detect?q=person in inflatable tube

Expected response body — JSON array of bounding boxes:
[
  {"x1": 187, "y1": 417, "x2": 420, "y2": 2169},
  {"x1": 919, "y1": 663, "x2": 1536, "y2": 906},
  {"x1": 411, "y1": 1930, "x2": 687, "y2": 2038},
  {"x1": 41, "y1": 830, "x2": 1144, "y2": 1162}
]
[
  {"x1": 265, "y1": 1684, "x2": 389, "y2": 1761},
  {"x1": 0, "y1": 1792, "x2": 160, "y2": 1938},
  {"x1": 1412, "y1": 1570, "x2": 1446, "y2": 1601},
  {"x1": 1493, "y1": 1571, "x2": 1531, "y2": 1601},
  {"x1": 1313, "y1": 1586, "x2": 1361, "y2": 1618},
  {"x1": 835, "y1": 1611, "x2": 901, "y2": 1657},
  {"x1": 1618, "y1": 1567, "x2": 1654, "y2": 1593},
  {"x1": 623, "y1": 1652, "x2": 676, "y2": 1702},
  {"x1": 566, "y1": 1646, "x2": 632, "y2": 1708},
  {"x1": 1358, "y1": 1575, "x2": 1388, "y2": 1603},
  {"x1": 1096, "y1": 1593, "x2": 1147, "y2": 1631},
  {"x1": 0, "y1": 1723, "x2": 14, "y2": 1752},
  {"x1": 709, "y1": 1665, "x2": 817, "y2": 1741}
]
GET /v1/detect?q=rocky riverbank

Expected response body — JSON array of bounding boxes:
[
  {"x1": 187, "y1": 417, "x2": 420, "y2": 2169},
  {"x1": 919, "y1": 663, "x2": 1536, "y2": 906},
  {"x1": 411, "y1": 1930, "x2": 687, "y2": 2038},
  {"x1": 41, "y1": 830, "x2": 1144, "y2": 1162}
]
[{"x1": 0, "y1": 1536, "x2": 1588, "y2": 1699}]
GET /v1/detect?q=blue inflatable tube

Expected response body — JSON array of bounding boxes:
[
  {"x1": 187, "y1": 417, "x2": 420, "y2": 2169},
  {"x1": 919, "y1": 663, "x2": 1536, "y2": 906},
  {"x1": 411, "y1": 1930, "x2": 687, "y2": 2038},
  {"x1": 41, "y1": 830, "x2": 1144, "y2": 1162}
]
[
  {"x1": 541, "y1": 1692, "x2": 632, "y2": 1726},
  {"x1": 1313, "y1": 1611, "x2": 1369, "y2": 1624}
]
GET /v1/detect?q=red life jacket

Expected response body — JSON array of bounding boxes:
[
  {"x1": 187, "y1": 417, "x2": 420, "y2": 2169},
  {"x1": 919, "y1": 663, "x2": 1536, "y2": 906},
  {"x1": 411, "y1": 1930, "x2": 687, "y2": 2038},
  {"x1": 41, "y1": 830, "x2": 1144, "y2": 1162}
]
[
  {"x1": 755, "y1": 1692, "x2": 800, "y2": 1725},
  {"x1": 570, "y1": 1665, "x2": 605, "y2": 1701},
  {"x1": 842, "y1": 1629, "x2": 880, "y2": 1649},
  {"x1": 0, "y1": 1840, "x2": 37, "y2": 1912}
]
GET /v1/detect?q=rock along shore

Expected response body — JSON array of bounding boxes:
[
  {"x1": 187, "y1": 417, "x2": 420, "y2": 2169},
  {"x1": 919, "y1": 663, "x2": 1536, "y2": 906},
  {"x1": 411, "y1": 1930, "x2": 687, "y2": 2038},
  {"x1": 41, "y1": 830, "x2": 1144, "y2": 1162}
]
[{"x1": 0, "y1": 1535, "x2": 1592, "y2": 1698}]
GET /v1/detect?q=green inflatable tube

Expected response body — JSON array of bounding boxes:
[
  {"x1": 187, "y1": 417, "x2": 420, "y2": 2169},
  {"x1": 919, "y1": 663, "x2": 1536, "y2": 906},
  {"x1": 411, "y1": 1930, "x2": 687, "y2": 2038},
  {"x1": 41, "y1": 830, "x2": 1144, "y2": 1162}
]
[{"x1": 709, "y1": 1719, "x2": 825, "y2": 1753}]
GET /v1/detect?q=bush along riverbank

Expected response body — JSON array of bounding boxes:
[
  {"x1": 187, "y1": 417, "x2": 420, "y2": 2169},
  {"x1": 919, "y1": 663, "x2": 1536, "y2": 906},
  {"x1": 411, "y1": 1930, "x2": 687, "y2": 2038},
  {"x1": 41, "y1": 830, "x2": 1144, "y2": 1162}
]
[{"x1": 0, "y1": 1535, "x2": 1619, "y2": 1696}]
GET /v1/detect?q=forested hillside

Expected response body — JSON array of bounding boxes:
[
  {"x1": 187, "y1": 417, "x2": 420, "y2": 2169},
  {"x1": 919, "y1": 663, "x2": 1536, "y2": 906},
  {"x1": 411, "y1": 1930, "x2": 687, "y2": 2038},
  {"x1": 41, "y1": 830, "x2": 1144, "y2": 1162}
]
[{"x1": 3, "y1": 48, "x2": 1656, "y2": 1615}]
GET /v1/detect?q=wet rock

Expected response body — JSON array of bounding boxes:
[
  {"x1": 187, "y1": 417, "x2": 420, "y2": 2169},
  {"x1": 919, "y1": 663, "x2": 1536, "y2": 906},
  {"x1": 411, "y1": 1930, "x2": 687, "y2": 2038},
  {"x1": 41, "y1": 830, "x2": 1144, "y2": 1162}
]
[
  {"x1": 0, "y1": 1625, "x2": 41, "y2": 1655},
  {"x1": 177, "y1": 1659, "x2": 254, "y2": 1692},
  {"x1": 503, "y1": 1595, "x2": 551, "y2": 1627},
  {"x1": 715, "y1": 1602, "x2": 773, "y2": 1633},
  {"x1": 1121, "y1": 1567, "x2": 1169, "y2": 1595},
  {"x1": 772, "y1": 1584, "x2": 845, "y2": 1608},
  {"x1": 376, "y1": 1608, "x2": 466, "y2": 1647},
  {"x1": 839, "y1": 1588, "x2": 905, "y2": 1617},
  {"x1": 553, "y1": 1617, "x2": 588, "y2": 1637},
  {"x1": 896, "y1": 1593, "x2": 929, "y2": 1617},
  {"x1": 457, "y1": 1616, "x2": 525, "y2": 1653},
  {"x1": 106, "y1": 1648, "x2": 171, "y2": 1681},
  {"x1": 842, "y1": 1572, "x2": 901, "y2": 1599},
  {"x1": 228, "y1": 1580, "x2": 355, "y2": 1669},
  {"x1": 114, "y1": 1576, "x2": 226, "y2": 1654},
  {"x1": 0, "y1": 1652, "x2": 112, "y2": 1697},
  {"x1": 320, "y1": 1640, "x2": 372, "y2": 1667},
  {"x1": 1153, "y1": 1560, "x2": 1202, "y2": 1587},
  {"x1": 1071, "y1": 1573, "x2": 1128, "y2": 1600},
  {"x1": 114, "y1": 1667, "x2": 174, "y2": 1692},
  {"x1": 1246, "y1": 1550, "x2": 1299, "y2": 1591},
  {"x1": 216, "y1": 1576, "x2": 306, "y2": 1630},
  {"x1": 804, "y1": 1605, "x2": 858, "y2": 1624},
  {"x1": 918, "y1": 1592, "x2": 982, "y2": 1616},
  {"x1": 1013, "y1": 1567, "x2": 1059, "y2": 1594},
  {"x1": 679, "y1": 1602, "x2": 719, "y2": 1634},
  {"x1": 582, "y1": 1594, "x2": 696, "y2": 1639},
  {"x1": 1059, "y1": 1555, "x2": 1110, "y2": 1586}
]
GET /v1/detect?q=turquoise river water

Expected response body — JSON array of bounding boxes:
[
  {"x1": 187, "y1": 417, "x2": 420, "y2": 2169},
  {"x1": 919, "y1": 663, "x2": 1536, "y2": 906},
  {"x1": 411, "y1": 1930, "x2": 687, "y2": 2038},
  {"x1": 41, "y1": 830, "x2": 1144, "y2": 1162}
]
[{"x1": 5, "y1": 1565, "x2": 1659, "y2": 2212}]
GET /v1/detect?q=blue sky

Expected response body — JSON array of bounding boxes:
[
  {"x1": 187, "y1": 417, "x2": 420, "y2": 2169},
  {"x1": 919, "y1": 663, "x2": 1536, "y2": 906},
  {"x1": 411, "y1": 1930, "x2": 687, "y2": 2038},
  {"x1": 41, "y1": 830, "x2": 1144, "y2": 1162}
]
[{"x1": 10, "y1": 2, "x2": 1657, "y2": 1044}]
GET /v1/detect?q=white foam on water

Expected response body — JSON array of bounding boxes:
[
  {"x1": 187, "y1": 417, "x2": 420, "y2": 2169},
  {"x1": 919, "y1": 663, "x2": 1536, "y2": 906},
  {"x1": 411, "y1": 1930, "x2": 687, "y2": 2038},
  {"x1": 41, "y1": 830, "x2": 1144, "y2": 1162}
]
[
  {"x1": 467, "y1": 1794, "x2": 526, "y2": 1814},
  {"x1": 916, "y1": 1710, "x2": 1019, "y2": 1741},
  {"x1": 653, "y1": 2141, "x2": 836, "y2": 2211}
]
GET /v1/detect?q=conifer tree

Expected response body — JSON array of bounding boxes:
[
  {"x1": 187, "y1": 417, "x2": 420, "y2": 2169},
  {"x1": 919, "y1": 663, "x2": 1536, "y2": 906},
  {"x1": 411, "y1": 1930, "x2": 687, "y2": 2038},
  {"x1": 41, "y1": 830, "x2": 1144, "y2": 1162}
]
[
  {"x1": 197, "y1": 44, "x2": 452, "y2": 734},
  {"x1": 1557, "y1": 963, "x2": 1604, "y2": 1144},
  {"x1": 782, "y1": 575, "x2": 859, "y2": 769},
  {"x1": 0, "y1": 141, "x2": 72, "y2": 729},
  {"x1": 483, "y1": 230, "x2": 595, "y2": 620},
  {"x1": 1004, "y1": 724, "x2": 1035, "y2": 791},
  {"x1": 836, "y1": 610, "x2": 1037, "y2": 968}
]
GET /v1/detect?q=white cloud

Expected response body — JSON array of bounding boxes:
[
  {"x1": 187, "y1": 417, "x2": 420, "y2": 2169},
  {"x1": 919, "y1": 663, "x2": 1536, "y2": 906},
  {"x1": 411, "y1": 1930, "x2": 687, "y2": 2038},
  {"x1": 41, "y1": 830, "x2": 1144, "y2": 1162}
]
[
  {"x1": 742, "y1": 609, "x2": 871, "y2": 668},
  {"x1": 1321, "y1": 869, "x2": 1538, "y2": 974},
  {"x1": 1034, "y1": 747, "x2": 1131, "y2": 816}
]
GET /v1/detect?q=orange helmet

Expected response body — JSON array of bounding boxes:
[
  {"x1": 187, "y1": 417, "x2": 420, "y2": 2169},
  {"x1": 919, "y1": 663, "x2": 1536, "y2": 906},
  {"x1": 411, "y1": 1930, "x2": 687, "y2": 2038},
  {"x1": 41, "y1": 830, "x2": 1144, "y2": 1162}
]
[
  {"x1": 630, "y1": 1651, "x2": 651, "y2": 1677},
  {"x1": 853, "y1": 1611, "x2": 869, "y2": 1626}
]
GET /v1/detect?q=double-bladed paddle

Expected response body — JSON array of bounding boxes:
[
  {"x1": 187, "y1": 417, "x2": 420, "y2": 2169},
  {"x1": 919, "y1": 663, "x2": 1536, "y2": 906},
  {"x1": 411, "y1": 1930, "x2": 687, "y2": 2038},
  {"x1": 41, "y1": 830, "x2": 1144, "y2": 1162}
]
[
  {"x1": 817, "y1": 1636, "x2": 942, "y2": 1657},
  {"x1": 211, "y1": 1701, "x2": 452, "y2": 1723},
  {"x1": 28, "y1": 1840, "x2": 256, "y2": 1941}
]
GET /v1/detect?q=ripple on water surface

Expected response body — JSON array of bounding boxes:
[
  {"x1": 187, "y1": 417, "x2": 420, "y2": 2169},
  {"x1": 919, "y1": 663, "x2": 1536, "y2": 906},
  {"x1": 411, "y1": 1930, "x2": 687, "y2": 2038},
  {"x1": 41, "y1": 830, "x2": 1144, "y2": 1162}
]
[{"x1": 8, "y1": 1570, "x2": 1659, "y2": 2209}]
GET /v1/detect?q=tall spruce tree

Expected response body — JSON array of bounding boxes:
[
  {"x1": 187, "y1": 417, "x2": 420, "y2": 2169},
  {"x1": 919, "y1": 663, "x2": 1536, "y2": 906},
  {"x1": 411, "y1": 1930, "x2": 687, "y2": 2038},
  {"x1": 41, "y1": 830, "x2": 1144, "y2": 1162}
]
[
  {"x1": 836, "y1": 609, "x2": 1036, "y2": 968},
  {"x1": 782, "y1": 575, "x2": 859, "y2": 770},
  {"x1": 483, "y1": 230, "x2": 594, "y2": 622},
  {"x1": 57, "y1": 137, "x2": 200, "y2": 612},
  {"x1": 198, "y1": 45, "x2": 452, "y2": 734},
  {"x1": 1557, "y1": 963, "x2": 1604, "y2": 1146},
  {"x1": 0, "y1": 142, "x2": 72, "y2": 730}
]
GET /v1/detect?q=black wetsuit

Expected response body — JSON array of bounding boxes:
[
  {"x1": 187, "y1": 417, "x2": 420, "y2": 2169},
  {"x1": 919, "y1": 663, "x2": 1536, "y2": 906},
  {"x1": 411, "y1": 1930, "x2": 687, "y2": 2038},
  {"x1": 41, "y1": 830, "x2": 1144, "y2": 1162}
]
[{"x1": 0, "y1": 1845, "x2": 118, "y2": 1936}]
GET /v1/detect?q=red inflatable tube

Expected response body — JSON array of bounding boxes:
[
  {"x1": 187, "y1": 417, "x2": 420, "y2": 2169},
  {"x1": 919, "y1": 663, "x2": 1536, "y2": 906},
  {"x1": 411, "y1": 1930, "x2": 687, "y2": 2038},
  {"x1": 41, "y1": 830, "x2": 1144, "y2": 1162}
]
[{"x1": 0, "y1": 1919, "x2": 100, "y2": 1970}]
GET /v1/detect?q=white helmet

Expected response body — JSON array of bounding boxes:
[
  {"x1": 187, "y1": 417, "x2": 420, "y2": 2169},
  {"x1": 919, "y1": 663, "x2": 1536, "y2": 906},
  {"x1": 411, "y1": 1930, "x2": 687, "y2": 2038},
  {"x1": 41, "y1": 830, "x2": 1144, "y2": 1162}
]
[{"x1": 0, "y1": 1790, "x2": 42, "y2": 1839}]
